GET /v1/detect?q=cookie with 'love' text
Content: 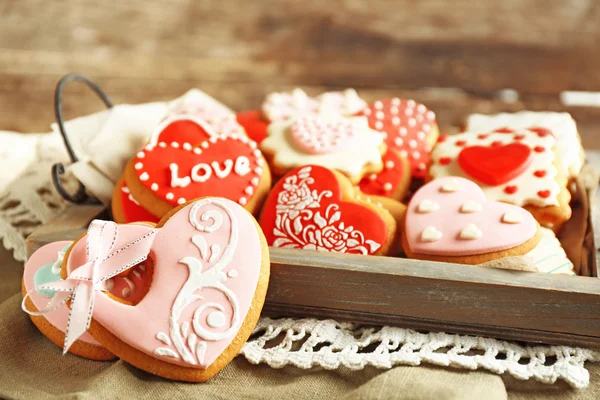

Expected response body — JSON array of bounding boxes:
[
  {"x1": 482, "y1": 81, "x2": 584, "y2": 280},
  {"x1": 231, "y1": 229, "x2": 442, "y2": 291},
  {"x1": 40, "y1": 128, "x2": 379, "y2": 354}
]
[
  {"x1": 124, "y1": 117, "x2": 271, "y2": 219},
  {"x1": 429, "y1": 128, "x2": 571, "y2": 232},
  {"x1": 402, "y1": 177, "x2": 541, "y2": 265},
  {"x1": 260, "y1": 165, "x2": 397, "y2": 255}
]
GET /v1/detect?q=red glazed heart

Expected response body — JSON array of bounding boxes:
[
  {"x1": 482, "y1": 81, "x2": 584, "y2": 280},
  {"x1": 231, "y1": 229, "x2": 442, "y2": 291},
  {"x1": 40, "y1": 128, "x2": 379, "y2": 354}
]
[
  {"x1": 134, "y1": 119, "x2": 264, "y2": 208},
  {"x1": 458, "y1": 143, "x2": 533, "y2": 186},
  {"x1": 118, "y1": 181, "x2": 160, "y2": 223},
  {"x1": 260, "y1": 165, "x2": 388, "y2": 255},
  {"x1": 358, "y1": 150, "x2": 407, "y2": 197}
]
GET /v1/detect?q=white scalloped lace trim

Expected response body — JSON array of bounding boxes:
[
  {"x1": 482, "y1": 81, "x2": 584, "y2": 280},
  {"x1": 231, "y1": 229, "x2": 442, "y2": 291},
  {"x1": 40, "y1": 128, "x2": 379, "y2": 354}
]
[{"x1": 242, "y1": 318, "x2": 599, "y2": 389}]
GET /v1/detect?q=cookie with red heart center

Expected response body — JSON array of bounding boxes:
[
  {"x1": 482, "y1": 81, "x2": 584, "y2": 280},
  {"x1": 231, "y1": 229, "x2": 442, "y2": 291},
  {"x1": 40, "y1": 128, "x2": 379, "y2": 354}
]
[
  {"x1": 124, "y1": 118, "x2": 271, "y2": 219},
  {"x1": 429, "y1": 130, "x2": 571, "y2": 232},
  {"x1": 402, "y1": 177, "x2": 541, "y2": 265},
  {"x1": 355, "y1": 98, "x2": 439, "y2": 179},
  {"x1": 259, "y1": 165, "x2": 397, "y2": 255},
  {"x1": 62, "y1": 198, "x2": 270, "y2": 381},
  {"x1": 236, "y1": 110, "x2": 269, "y2": 144},
  {"x1": 358, "y1": 149, "x2": 411, "y2": 200}
]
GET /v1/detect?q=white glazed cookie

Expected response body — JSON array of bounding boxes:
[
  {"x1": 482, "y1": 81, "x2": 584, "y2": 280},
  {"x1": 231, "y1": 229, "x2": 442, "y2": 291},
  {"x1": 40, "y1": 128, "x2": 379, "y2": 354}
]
[
  {"x1": 430, "y1": 130, "x2": 561, "y2": 207},
  {"x1": 260, "y1": 115, "x2": 385, "y2": 183},
  {"x1": 465, "y1": 111, "x2": 584, "y2": 178},
  {"x1": 525, "y1": 227, "x2": 575, "y2": 275},
  {"x1": 261, "y1": 88, "x2": 366, "y2": 122}
]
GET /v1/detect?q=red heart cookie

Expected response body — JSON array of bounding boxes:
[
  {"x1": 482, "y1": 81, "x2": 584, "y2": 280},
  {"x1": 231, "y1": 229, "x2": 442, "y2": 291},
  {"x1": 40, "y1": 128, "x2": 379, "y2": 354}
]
[
  {"x1": 236, "y1": 110, "x2": 269, "y2": 144},
  {"x1": 355, "y1": 98, "x2": 438, "y2": 178},
  {"x1": 127, "y1": 118, "x2": 270, "y2": 218},
  {"x1": 112, "y1": 178, "x2": 160, "y2": 224},
  {"x1": 358, "y1": 149, "x2": 410, "y2": 199},
  {"x1": 260, "y1": 165, "x2": 393, "y2": 255},
  {"x1": 458, "y1": 143, "x2": 533, "y2": 186}
]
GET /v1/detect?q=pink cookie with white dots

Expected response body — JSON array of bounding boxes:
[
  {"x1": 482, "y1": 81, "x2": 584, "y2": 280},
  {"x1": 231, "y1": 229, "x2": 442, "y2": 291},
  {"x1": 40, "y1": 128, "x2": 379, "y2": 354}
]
[
  {"x1": 402, "y1": 176, "x2": 542, "y2": 265},
  {"x1": 124, "y1": 117, "x2": 272, "y2": 219},
  {"x1": 355, "y1": 98, "x2": 439, "y2": 179},
  {"x1": 429, "y1": 128, "x2": 571, "y2": 232}
]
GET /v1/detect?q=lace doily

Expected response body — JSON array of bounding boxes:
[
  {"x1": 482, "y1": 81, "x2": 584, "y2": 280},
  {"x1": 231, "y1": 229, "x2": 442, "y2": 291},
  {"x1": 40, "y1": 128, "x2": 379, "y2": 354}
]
[{"x1": 1, "y1": 115, "x2": 598, "y2": 389}]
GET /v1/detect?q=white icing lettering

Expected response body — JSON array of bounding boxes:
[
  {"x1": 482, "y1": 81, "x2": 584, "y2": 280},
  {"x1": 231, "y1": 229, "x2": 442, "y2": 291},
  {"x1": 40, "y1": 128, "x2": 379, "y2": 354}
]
[
  {"x1": 170, "y1": 163, "x2": 192, "y2": 188},
  {"x1": 211, "y1": 160, "x2": 233, "y2": 178},
  {"x1": 234, "y1": 156, "x2": 251, "y2": 176},
  {"x1": 191, "y1": 164, "x2": 212, "y2": 183}
]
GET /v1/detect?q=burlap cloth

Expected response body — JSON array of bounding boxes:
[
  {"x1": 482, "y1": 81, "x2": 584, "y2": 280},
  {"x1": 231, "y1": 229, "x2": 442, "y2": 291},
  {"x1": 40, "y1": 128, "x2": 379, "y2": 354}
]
[{"x1": 0, "y1": 246, "x2": 597, "y2": 400}]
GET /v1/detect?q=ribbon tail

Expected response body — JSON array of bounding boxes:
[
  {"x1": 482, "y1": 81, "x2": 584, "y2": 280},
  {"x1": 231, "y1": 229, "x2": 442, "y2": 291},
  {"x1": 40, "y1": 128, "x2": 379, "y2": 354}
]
[
  {"x1": 63, "y1": 282, "x2": 95, "y2": 354},
  {"x1": 21, "y1": 289, "x2": 72, "y2": 316}
]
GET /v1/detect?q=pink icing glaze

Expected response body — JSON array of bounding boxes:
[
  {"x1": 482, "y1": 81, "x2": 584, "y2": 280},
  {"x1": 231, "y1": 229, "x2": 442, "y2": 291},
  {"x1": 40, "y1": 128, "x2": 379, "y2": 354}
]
[
  {"x1": 405, "y1": 177, "x2": 537, "y2": 256},
  {"x1": 23, "y1": 241, "x2": 102, "y2": 346},
  {"x1": 66, "y1": 198, "x2": 263, "y2": 369},
  {"x1": 289, "y1": 117, "x2": 357, "y2": 154}
]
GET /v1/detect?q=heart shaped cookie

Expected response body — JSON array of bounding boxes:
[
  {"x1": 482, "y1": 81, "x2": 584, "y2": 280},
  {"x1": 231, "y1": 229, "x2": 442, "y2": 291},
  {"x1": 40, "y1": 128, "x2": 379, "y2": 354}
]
[
  {"x1": 125, "y1": 118, "x2": 271, "y2": 219},
  {"x1": 260, "y1": 165, "x2": 396, "y2": 255},
  {"x1": 358, "y1": 149, "x2": 411, "y2": 200},
  {"x1": 112, "y1": 177, "x2": 160, "y2": 224},
  {"x1": 403, "y1": 177, "x2": 541, "y2": 264},
  {"x1": 355, "y1": 98, "x2": 439, "y2": 178},
  {"x1": 62, "y1": 198, "x2": 270, "y2": 381},
  {"x1": 458, "y1": 143, "x2": 533, "y2": 185}
]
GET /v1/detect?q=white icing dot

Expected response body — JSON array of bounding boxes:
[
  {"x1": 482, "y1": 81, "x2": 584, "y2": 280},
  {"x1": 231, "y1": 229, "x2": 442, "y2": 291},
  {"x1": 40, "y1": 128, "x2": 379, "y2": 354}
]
[
  {"x1": 201, "y1": 142, "x2": 209, "y2": 149},
  {"x1": 207, "y1": 311, "x2": 226, "y2": 328},
  {"x1": 209, "y1": 137, "x2": 218, "y2": 144},
  {"x1": 400, "y1": 127, "x2": 408, "y2": 136},
  {"x1": 417, "y1": 163, "x2": 426, "y2": 171},
  {"x1": 417, "y1": 199, "x2": 439, "y2": 213},
  {"x1": 239, "y1": 197, "x2": 248, "y2": 205},
  {"x1": 251, "y1": 177, "x2": 260, "y2": 186},
  {"x1": 139, "y1": 172, "x2": 149, "y2": 181},
  {"x1": 427, "y1": 111, "x2": 436, "y2": 120},
  {"x1": 394, "y1": 137, "x2": 404, "y2": 147},
  {"x1": 166, "y1": 192, "x2": 174, "y2": 200},
  {"x1": 134, "y1": 162, "x2": 143, "y2": 170},
  {"x1": 460, "y1": 200, "x2": 482, "y2": 213},
  {"x1": 460, "y1": 224, "x2": 482, "y2": 240},
  {"x1": 159, "y1": 142, "x2": 167, "y2": 148},
  {"x1": 227, "y1": 269, "x2": 238, "y2": 278},
  {"x1": 375, "y1": 121, "x2": 384, "y2": 130},
  {"x1": 502, "y1": 211, "x2": 522, "y2": 224},
  {"x1": 193, "y1": 148, "x2": 202, "y2": 154},
  {"x1": 145, "y1": 145, "x2": 154, "y2": 151},
  {"x1": 151, "y1": 183, "x2": 159, "y2": 191},
  {"x1": 407, "y1": 99, "x2": 416, "y2": 108},
  {"x1": 390, "y1": 106, "x2": 399, "y2": 115},
  {"x1": 253, "y1": 149, "x2": 262, "y2": 157},
  {"x1": 417, "y1": 104, "x2": 426, "y2": 114},
  {"x1": 376, "y1": 111, "x2": 385, "y2": 120},
  {"x1": 392, "y1": 98, "x2": 401, "y2": 106},
  {"x1": 408, "y1": 118, "x2": 417, "y2": 127},
  {"x1": 363, "y1": 108, "x2": 372, "y2": 116},
  {"x1": 400, "y1": 150, "x2": 408, "y2": 158},
  {"x1": 423, "y1": 124, "x2": 431, "y2": 133},
  {"x1": 405, "y1": 108, "x2": 414, "y2": 117},
  {"x1": 417, "y1": 131, "x2": 426, "y2": 140},
  {"x1": 412, "y1": 151, "x2": 421, "y2": 160},
  {"x1": 137, "y1": 152, "x2": 145, "y2": 159},
  {"x1": 245, "y1": 186, "x2": 254, "y2": 195},
  {"x1": 440, "y1": 179, "x2": 460, "y2": 192},
  {"x1": 178, "y1": 198, "x2": 186, "y2": 205},
  {"x1": 183, "y1": 142, "x2": 192, "y2": 151},
  {"x1": 409, "y1": 139, "x2": 417, "y2": 149},
  {"x1": 374, "y1": 101, "x2": 383, "y2": 110},
  {"x1": 383, "y1": 182, "x2": 393, "y2": 192},
  {"x1": 254, "y1": 167, "x2": 263, "y2": 175},
  {"x1": 171, "y1": 142, "x2": 180, "y2": 148},
  {"x1": 385, "y1": 160, "x2": 395, "y2": 169},
  {"x1": 421, "y1": 226, "x2": 442, "y2": 242},
  {"x1": 392, "y1": 116, "x2": 400, "y2": 126}
]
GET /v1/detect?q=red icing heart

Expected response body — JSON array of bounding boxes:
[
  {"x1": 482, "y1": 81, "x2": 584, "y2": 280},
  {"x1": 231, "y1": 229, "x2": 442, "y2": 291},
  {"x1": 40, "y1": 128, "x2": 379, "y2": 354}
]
[
  {"x1": 355, "y1": 98, "x2": 436, "y2": 178},
  {"x1": 358, "y1": 150, "x2": 407, "y2": 197},
  {"x1": 135, "y1": 119, "x2": 264, "y2": 209},
  {"x1": 458, "y1": 143, "x2": 533, "y2": 186},
  {"x1": 118, "y1": 181, "x2": 159, "y2": 224},
  {"x1": 236, "y1": 110, "x2": 269, "y2": 144},
  {"x1": 260, "y1": 165, "x2": 388, "y2": 255}
]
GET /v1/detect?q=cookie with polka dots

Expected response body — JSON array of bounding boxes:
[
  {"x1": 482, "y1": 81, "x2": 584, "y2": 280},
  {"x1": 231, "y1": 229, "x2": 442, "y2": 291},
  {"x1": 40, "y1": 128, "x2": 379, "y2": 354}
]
[
  {"x1": 357, "y1": 149, "x2": 411, "y2": 201},
  {"x1": 124, "y1": 117, "x2": 271, "y2": 219},
  {"x1": 355, "y1": 98, "x2": 439, "y2": 179},
  {"x1": 402, "y1": 177, "x2": 542, "y2": 265},
  {"x1": 259, "y1": 165, "x2": 397, "y2": 256},
  {"x1": 260, "y1": 115, "x2": 385, "y2": 184},
  {"x1": 429, "y1": 128, "x2": 571, "y2": 232}
]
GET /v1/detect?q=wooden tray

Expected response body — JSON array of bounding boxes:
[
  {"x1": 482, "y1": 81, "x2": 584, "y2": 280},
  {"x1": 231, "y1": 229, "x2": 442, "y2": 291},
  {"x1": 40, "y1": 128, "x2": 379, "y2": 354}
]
[{"x1": 26, "y1": 191, "x2": 600, "y2": 348}]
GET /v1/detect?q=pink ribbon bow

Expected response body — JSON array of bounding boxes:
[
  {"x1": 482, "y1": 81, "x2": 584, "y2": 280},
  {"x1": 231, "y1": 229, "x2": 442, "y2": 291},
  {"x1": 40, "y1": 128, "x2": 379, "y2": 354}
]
[{"x1": 22, "y1": 220, "x2": 157, "y2": 353}]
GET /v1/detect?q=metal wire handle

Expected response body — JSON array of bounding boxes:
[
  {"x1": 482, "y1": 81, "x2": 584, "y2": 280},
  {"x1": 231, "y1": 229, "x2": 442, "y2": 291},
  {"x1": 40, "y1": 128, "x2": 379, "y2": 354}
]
[{"x1": 51, "y1": 73, "x2": 113, "y2": 204}]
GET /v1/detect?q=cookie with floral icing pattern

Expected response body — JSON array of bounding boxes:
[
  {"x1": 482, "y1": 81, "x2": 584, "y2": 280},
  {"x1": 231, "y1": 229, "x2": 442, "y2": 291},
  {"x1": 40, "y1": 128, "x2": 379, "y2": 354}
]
[
  {"x1": 355, "y1": 98, "x2": 439, "y2": 179},
  {"x1": 402, "y1": 177, "x2": 541, "y2": 264},
  {"x1": 260, "y1": 115, "x2": 385, "y2": 184},
  {"x1": 124, "y1": 117, "x2": 271, "y2": 219},
  {"x1": 260, "y1": 165, "x2": 397, "y2": 255},
  {"x1": 429, "y1": 129, "x2": 571, "y2": 232},
  {"x1": 53, "y1": 197, "x2": 270, "y2": 381}
]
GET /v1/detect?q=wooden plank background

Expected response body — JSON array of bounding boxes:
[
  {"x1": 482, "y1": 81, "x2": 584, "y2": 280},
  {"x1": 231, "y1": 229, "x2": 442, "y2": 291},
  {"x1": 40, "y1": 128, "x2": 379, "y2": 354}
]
[{"x1": 1, "y1": 0, "x2": 600, "y2": 148}]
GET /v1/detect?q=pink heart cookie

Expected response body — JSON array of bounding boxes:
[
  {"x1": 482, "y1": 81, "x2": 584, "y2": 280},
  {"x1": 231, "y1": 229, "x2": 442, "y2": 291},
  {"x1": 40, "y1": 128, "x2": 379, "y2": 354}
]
[
  {"x1": 403, "y1": 177, "x2": 540, "y2": 262},
  {"x1": 66, "y1": 198, "x2": 269, "y2": 381}
]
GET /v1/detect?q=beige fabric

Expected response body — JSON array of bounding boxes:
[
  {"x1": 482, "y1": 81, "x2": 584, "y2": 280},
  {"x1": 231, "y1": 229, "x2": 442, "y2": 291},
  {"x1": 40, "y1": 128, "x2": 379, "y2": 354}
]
[{"x1": 1, "y1": 247, "x2": 598, "y2": 399}]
